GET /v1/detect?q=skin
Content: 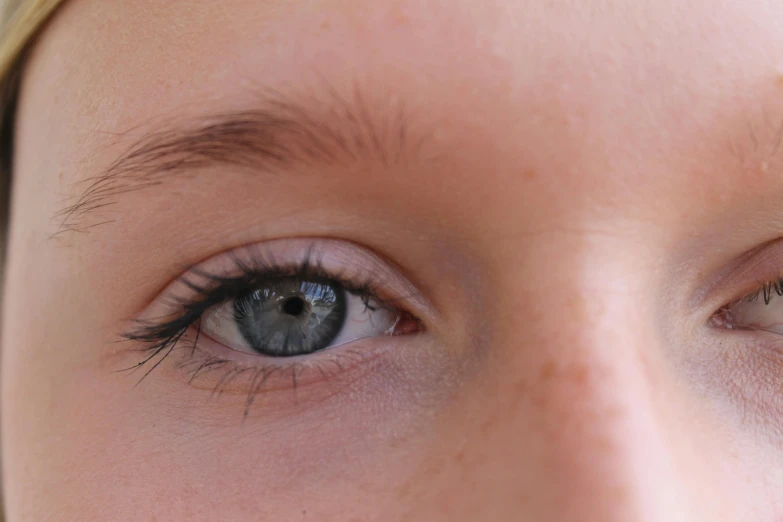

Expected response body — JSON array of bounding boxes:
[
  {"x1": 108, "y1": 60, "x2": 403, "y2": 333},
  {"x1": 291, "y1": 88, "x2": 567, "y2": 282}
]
[{"x1": 7, "y1": 0, "x2": 783, "y2": 519}]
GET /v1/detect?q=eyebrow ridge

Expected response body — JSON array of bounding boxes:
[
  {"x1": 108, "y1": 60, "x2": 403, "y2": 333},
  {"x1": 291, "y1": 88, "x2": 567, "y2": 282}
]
[{"x1": 53, "y1": 88, "x2": 414, "y2": 238}]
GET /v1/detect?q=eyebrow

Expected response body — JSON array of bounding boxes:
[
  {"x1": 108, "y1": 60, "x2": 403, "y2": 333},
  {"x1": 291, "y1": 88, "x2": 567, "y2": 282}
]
[{"x1": 53, "y1": 88, "x2": 416, "y2": 237}]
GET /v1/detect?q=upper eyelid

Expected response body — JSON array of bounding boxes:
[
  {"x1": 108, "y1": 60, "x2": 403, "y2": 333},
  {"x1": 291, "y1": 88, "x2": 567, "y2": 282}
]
[
  {"x1": 134, "y1": 238, "x2": 437, "y2": 324},
  {"x1": 718, "y1": 278, "x2": 783, "y2": 311},
  {"x1": 692, "y1": 238, "x2": 783, "y2": 312},
  {"x1": 169, "y1": 270, "x2": 376, "y2": 326}
]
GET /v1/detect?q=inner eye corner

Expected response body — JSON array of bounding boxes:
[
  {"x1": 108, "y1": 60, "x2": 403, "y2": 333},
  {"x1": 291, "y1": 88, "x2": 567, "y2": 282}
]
[
  {"x1": 709, "y1": 305, "x2": 733, "y2": 329},
  {"x1": 706, "y1": 280, "x2": 783, "y2": 334}
]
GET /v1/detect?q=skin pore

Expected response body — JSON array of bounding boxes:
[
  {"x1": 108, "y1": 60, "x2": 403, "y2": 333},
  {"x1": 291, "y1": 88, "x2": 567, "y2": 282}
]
[{"x1": 6, "y1": 0, "x2": 783, "y2": 519}]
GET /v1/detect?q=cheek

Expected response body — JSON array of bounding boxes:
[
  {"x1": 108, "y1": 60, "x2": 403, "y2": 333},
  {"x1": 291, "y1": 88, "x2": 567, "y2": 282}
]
[{"x1": 1, "y1": 284, "x2": 464, "y2": 519}]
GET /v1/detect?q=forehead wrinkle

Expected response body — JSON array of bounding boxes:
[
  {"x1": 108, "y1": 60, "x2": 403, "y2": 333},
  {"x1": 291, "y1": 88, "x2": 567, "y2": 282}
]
[{"x1": 51, "y1": 84, "x2": 415, "y2": 239}]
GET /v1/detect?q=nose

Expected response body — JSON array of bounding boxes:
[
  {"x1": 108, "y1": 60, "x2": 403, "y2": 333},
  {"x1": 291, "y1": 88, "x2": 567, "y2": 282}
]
[
  {"x1": 416, "y1": 249, "x2": 731, "y2": 521},
  {"x1": 498, "y1": 316, "x2": 692, "y2": 521}
]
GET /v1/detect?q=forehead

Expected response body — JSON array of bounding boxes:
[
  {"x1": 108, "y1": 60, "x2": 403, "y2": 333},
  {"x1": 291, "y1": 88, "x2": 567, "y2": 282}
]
[{"x1": 14, "y1": 0, "x2": 783, "y2": 244}]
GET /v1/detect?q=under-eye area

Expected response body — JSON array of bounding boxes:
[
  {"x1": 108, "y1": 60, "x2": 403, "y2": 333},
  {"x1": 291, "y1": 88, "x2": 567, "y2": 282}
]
[{"x1": 702, "y1": 259, "x2": 783, "y2": 428}]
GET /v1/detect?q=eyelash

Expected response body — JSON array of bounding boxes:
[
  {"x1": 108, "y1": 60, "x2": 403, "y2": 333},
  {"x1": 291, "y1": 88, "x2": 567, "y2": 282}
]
[
  {"x1": 742, "y1": 277, "x2": 783, "y2": 305},
  {"x1": 119, "y1": 247, "x2": 408, "y2": 411}
]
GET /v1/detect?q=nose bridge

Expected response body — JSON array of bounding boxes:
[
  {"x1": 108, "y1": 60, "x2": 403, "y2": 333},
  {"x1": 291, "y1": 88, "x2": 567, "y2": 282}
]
[{"x1": 486, "y1": 248, "x2": 703, "y2": 520}]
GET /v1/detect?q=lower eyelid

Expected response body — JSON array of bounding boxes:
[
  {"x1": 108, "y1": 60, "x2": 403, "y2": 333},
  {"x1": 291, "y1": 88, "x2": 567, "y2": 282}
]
[
  {"x1": 157, "y1": 325, "x2": 402, "y2": 397},
  {"x1": 702, "y1": 330, "x2": 783, "y2": 427}
]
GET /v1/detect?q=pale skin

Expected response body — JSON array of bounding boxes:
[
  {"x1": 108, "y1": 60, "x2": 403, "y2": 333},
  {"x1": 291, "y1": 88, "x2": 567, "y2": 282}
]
[{"x1": 6, "y1": 0, "x2": 783, "y2": 520}]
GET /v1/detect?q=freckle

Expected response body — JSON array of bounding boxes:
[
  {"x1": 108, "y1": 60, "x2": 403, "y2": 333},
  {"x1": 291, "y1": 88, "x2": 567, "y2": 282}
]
[
  {"x1": 453, "y1": 449, "x2": 466, "y2": 464},
  {"x1": 539, "y1": 360, "x2": 556, "y2": 381},
  {"x1": 480, "y1": 416, "x2": 495, "y2": 436},
  {"x1": 391, "y1": 7, "x2": 410, "y2": 26},
  {"x1": 532, "y1": 393, "x2": 549, "y2": 409},
  {"x1": 776, "y1": 75, "x2": 783, "y2": 89},
  {"x1": 523, "y1": 168, "x2": 536, "y2": 180},
  {"x1": 511, "y1": 378, "x2": 529, "y2": 407},
  {"x1": 396, "y1": 476, "x2": 414, "y2": 501},
  {"x1": 567, "y1": 364, "x2": 589, "y2": 386},
  {"x1": 320, "y1": 20, "x2": 331, "y2": 30}
]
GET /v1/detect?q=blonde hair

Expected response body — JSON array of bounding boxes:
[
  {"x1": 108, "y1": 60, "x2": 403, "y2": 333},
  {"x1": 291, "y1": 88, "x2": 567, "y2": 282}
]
[
  {"x1": 0, "y1": 5, "x2": 66, "y2": 516},
  {"x1": 0, "y1": 0, "x2": 65, "y2": 303},
  {"x1": 0, "y1": 0, "x2": 67, "y2": 131},
  {"x1": 0, "y1": 0, "x2": 65, "y2": 82}
]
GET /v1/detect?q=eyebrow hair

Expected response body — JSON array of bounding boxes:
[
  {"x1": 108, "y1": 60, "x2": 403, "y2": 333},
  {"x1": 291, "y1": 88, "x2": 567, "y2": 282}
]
[{"x1": 53, "y1": 88, "x2": 416, "y2": 237}]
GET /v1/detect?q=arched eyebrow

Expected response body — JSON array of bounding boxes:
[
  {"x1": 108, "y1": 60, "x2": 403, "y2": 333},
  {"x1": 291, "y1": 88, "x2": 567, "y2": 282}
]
[{"x1": 53, "y1": 89, "x2": 415, "y2": 237}]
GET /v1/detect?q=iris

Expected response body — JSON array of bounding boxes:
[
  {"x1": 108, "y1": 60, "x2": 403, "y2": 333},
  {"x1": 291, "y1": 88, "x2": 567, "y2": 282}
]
[{"x1": 233, "y1": 278, "x2": 347, "y2": 356}]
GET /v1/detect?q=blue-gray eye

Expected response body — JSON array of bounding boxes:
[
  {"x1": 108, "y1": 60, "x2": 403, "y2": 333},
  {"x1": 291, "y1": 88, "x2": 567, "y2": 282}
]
[
  {"x1": 201, "y1": 277, "x2": 401, "y2": 357},
  {"x1": 233, "y1": 279, "x2": 347, "y2": 356}
]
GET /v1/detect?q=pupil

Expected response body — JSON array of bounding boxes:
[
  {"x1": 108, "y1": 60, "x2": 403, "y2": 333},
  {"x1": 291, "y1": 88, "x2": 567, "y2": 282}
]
[{"x1": 282, "y1": 296, "x2": 305, "y2": 316}]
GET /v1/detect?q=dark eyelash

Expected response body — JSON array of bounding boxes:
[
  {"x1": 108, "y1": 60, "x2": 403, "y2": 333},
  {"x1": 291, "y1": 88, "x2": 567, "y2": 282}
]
[
  {"x1": 743, "y1": 277, "x2": 783, "y2": 305},
  {"x1": 118, "y1": 246, "x2": 393, "y2": 385}
]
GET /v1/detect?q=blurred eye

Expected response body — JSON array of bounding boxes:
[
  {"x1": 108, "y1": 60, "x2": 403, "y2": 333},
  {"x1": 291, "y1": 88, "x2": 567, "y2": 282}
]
[
  {"x1": 201, "y1": 276, "x2": 414, "y2": 357},
  {"x1": 713, "y1": 279, "x2": 783, "y2": 334}
]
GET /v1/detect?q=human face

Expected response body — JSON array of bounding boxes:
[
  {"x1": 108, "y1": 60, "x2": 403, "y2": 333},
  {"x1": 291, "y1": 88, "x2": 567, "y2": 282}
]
[{"x1": 5, "y1": 0, "x2": 783, "y2": 519}]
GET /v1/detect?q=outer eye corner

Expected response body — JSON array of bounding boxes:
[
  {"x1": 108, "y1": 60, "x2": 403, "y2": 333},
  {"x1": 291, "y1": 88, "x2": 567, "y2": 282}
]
[{"x1": 386, "y1": 309, "x2": 423, "y2": 337}]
